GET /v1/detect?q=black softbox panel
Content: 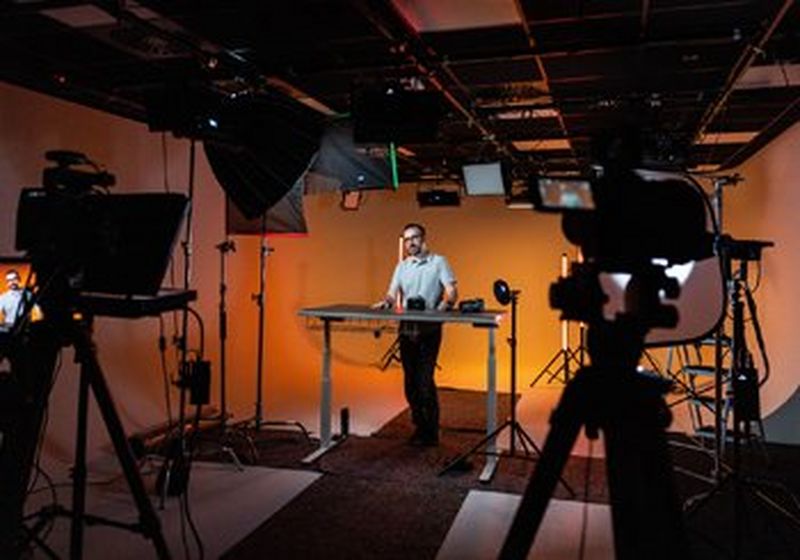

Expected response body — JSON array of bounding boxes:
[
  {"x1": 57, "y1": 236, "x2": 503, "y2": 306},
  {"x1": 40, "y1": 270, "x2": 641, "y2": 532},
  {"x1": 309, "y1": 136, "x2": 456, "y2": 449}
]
[
  {"x1": 225, "y1": 172, "x2": 308, "y2": 236},
  {"x1": 305, "y1": 123, "x2": 392, "y2": 192},
  {"x1": 203, "y1": 93, "x2": 323, "y2": 219}
]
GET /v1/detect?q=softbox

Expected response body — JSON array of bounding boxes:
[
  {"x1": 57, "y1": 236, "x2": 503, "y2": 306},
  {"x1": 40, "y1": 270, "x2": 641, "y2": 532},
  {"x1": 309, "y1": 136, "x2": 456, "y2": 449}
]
[
  {"x1": 204, "y1": 93, "x2": 324, "y2": 219},
  {"x1": 305, "y1": 123, "x2": 392, "y2": 193},
  {"x1": 226, "y1": 171, "x2": 308, "y2": 236}
]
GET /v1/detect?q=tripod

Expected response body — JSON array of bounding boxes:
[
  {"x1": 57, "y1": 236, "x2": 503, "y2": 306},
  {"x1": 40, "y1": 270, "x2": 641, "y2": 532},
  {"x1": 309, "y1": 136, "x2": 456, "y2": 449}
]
[
  {"x1": 439, "y1": 288, "x2": 572, "y2": 494},
  {"x1": 530, "y1": 254, "x2": 586, "y2": 387},
  {"x1": 24, "y1": 317, "x2": 171, "y2": 559},
  {"x1": 529, "y1": 320, "x2": 585, "y2": 387},
  {"x1": 247, "y1": 217, "x2": 309, "y2": 439},
  {"x1": 500, "y1": 267, "x2": 691, "y2": 560},
  {"x1": 378, "y1": 336, "x2": 401, "y2": 371}
]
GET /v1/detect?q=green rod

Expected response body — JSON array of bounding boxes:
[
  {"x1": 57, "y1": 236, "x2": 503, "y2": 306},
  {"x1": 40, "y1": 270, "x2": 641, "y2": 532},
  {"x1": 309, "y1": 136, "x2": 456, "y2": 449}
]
[{"x1": 389, "y1": 142, "x2": 399, "y2": 190}]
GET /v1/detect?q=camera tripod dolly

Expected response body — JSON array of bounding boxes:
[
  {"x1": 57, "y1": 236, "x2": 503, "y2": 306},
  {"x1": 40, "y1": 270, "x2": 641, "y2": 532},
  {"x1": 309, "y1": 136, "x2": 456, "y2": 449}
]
[{"x1": 500, "y1": 265, "x2": 690, "y2": 560}]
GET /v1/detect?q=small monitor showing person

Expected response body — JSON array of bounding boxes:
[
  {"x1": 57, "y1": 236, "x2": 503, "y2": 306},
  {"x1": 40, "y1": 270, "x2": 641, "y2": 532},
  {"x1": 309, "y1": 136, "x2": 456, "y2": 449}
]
[{"x1": 0, "y1": 262, "x2": 41, "y2": 330}]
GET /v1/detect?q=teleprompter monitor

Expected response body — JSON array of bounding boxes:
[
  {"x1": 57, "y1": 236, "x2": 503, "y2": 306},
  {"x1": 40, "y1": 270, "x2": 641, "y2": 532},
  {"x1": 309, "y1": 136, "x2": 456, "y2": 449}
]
[{"x1": 16, "y1": 189, "x2": 188, "y2": 296}]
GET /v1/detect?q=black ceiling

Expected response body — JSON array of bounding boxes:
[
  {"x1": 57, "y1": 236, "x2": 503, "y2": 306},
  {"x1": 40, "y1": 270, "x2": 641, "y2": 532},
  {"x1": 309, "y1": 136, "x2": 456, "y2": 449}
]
[{"x1": 1, "y1": 0, "x2": 798, "y2": 182}]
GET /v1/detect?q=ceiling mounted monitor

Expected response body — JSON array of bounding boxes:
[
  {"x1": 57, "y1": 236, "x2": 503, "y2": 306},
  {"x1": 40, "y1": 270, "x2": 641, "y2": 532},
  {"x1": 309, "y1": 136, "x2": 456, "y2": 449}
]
[
  {"x1": 462, "y1": 162, "x2": 505, "y2": 196},
  {"x1": 352, "y1": 86, "x2": 443, "y2": 144}
]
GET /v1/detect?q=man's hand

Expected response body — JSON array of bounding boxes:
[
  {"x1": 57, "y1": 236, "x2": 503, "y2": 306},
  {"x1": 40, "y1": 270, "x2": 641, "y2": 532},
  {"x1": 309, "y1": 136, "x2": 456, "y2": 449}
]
[
  {"x1": 372, "y1": 299, "x2": 392, "y2": 310},
  {"x1": 437, "y1": 300, "x2": 454, "y2": 312}
]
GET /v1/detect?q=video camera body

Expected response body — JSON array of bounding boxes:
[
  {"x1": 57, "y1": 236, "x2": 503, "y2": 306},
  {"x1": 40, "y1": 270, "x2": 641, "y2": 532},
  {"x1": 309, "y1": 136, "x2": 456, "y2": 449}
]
[
  {"x1": 531, "y1": 166, "x2": 720, "y2": 345},
  {"x1": 41, "y1": 150, "x2": 115, "y2": 194},
  {"x1": 17, "y1": 153, "x2": 188, "y2": 310}
]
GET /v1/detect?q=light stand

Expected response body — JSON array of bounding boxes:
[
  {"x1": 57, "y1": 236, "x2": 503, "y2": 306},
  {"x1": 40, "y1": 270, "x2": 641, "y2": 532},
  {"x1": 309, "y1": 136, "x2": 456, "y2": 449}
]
[
  {"x1": 684, "y1": 246, "x2": 800, "y2": 556},
  {"x1": 248, "y1": 214, "x2": 309, "y2": 439},
  {"x1": 439, "y1": 280, "x2": 573, "y2": 494},
  {"x1": 711, "y1": 175, "x2": 732, "y2": 483},
  {"x1": 156, "y1": 139, "x2": 197, "y2": 500},
  {"x1": 218, "y1": 239, "x2": 233, "y2": 428},
  {"x1": 200, "y1": 239, "x2": 256, "y2": 466},
  {"x1": 530, "y1": 253, "x2": 585, "y2": 387},
  {"x1": 498, "y1": 282, "x2": 539, "y2": 455},
  {"x1": 657, "y1": 174, "x2": 738, "y2": 488}
]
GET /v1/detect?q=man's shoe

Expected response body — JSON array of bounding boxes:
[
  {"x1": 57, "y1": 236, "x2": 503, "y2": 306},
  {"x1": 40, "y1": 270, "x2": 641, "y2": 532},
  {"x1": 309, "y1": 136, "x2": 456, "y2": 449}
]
[
  {"x1": 408, "y1": 429, "x2": 437, "y2": 447},
  {"x1": 419, "y1": 432, "x2": 439, "y2": 447}
]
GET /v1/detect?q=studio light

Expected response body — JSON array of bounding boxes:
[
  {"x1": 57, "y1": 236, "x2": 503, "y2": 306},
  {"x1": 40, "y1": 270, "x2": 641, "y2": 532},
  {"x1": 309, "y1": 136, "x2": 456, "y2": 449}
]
[
  {"x1": 417, "y1": 189, "x2": 460, "y2": 207},
  {"x1": 493, "y1": 279, "x2": 512, "y2": 305}
]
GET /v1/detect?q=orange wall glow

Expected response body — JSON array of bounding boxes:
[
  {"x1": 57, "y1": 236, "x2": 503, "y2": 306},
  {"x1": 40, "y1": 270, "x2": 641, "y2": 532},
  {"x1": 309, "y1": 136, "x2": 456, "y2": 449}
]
[
  {"x1": 2, "y1": 80, "x2": 800, "y2": 466},
  {"x1": 222, "y1": 189, "x2": 574, "y2": 432}
]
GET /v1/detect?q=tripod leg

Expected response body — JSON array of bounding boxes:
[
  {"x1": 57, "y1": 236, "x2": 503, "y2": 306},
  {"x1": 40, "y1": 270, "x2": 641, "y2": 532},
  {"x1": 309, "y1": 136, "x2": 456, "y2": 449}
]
[
  {"x1": 438, "y1": 420, "x2": 510, "y2": 477},
  {"x1": 513, "y1": 422, "x2": 575, "y2": 497},
  {"x1": 602, "y1": 375, "x2": 689, "y2": 560},
  {"x1": 499, "y1": 370, "x2": 588, "y2": 560},
  {"x1": 69, "y1": 366, "x2": 90, "y2": 560},
  {"x1": 529, "y1": 349, "x2": 566, "y2": 388},
  {"x1": 75, "y1": 330, "x2": 171, "y2": 560},
  {"x1": 1, "y1": 326, "x2": 60, "y2": 559}
]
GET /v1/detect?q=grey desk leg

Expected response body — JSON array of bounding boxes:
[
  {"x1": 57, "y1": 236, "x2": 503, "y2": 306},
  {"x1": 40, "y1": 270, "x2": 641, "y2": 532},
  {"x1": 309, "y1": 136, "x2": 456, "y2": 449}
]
[
  {"x1": 479, "y1": 326, "x2": 499, "y2": 482},
  {"x1": 302, "y1": 319, "x2": 341, "y2": 463}
]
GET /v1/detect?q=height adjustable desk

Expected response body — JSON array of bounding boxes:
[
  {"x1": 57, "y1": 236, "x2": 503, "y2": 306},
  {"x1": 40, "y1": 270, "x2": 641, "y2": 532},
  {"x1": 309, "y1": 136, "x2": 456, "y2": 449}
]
[{"x1": 298, "y1": 304, "x2": 504, "y2": 482}]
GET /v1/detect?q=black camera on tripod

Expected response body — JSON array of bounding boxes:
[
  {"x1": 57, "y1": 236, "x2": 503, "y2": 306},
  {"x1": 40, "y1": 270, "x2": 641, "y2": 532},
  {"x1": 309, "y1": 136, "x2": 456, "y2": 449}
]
[
  {"x1": 500, "y1": 145, "x2": 722, "y2": 558},
  {"x1": 530, "y1": 166, "x2": 721, "y2": 346},
  {"x1": 1, "y1": 154, "x2": 190, "y2": 559},
  {"x1": 41, "y1": 150, "x2": 115, "y2": 194}
]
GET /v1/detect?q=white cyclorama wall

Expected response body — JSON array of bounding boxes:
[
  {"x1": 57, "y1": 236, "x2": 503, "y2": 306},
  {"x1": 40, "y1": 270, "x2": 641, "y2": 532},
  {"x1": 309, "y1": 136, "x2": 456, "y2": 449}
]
[
  {"x1": 0, "y1": 82, "x2": 226, "y2": 471},
  {"x1": 728, "y1": 121, "x2": 800, "y2": 444}
]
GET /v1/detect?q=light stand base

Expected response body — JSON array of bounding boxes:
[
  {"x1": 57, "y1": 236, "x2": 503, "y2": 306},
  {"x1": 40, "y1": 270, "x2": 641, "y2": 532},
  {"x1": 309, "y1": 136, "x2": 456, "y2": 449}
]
[
  {"x1": 193, "y1": 420, "x2": 259, "y2": 468},
  {"x1": 438, "y1": 418, "x2": 575, "y2": 494}
]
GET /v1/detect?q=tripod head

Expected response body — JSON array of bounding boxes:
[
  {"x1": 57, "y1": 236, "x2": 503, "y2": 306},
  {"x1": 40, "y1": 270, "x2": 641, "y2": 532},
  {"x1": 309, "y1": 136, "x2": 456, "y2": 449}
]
[
  {"x1": 529, "y1": 156, "x2": 726, "y2": 347},
  {"x1": 215, "y1": 239, "x2": 236, "y2": 253}
]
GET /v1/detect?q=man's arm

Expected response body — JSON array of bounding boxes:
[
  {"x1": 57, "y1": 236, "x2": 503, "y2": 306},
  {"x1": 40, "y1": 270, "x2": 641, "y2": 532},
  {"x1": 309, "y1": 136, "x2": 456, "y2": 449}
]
[
  {"x1": 437, "y1": 281, "x2": 458, "y2": 311},
  {"x1": 372, "y1": 287, "x2": 400, "y2": 310},
  {"x1": 436, "y1": 255, "x2": 458, "y2": 311},
  {"x1": 373, "y1": 262, "x2": 402, "y2": 309}
]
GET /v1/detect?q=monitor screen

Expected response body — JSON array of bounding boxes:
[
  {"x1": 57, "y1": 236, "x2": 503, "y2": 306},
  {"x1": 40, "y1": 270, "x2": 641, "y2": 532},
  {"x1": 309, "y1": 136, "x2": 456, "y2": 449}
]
[
  {"x1": 0, "y1": 258, "x2": 41, "y2": 331},
  {"x1": 463, "y1": 162, "x2": 505, "y2": 196},
  {"x1": 16, "y1": 190, "x2": 188, "y2": 296},
  {"x1": 535, "y1": 177, "x2": 595, "y2": 210}
]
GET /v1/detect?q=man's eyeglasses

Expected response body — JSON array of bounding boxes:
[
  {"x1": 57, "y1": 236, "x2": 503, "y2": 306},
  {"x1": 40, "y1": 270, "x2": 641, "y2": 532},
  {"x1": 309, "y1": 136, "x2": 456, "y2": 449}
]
[{"x1": 402, "y1": 234, "x2": 422, "y2": 243}]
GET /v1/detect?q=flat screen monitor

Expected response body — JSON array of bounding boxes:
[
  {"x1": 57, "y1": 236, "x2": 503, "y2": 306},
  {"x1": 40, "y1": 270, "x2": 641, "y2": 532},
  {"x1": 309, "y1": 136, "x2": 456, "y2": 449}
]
[
  {"x1": 463, "y1": 162, "x2": 505, "y2": 196},
  {"x1": 16, "y1": 190, "x2": 189, "y2": 296}
]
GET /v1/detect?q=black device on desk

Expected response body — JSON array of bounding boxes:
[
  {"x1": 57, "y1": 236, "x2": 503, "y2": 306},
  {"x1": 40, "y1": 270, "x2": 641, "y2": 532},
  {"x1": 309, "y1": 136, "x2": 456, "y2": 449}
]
[
  {"x1": 406, "y1": 296, "x2": 426, "y2": 310},
  {"x1": 458, "y1": 298, "x2": 485, "y2": 313}
]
